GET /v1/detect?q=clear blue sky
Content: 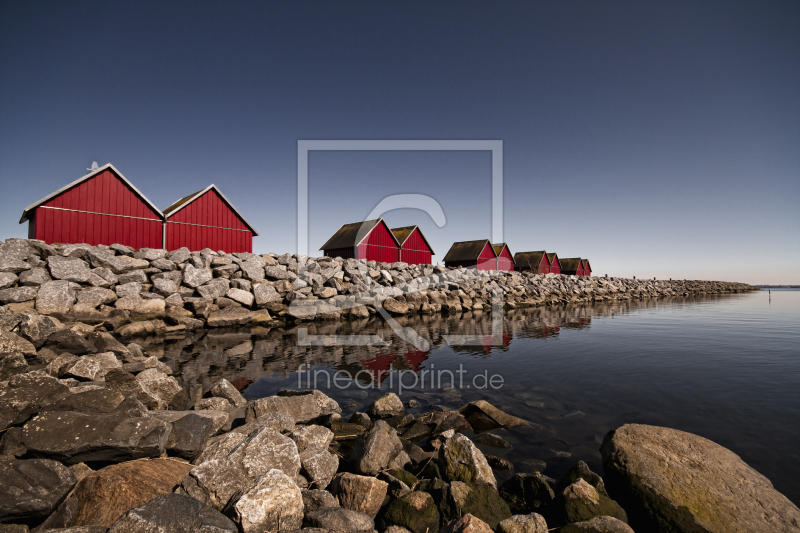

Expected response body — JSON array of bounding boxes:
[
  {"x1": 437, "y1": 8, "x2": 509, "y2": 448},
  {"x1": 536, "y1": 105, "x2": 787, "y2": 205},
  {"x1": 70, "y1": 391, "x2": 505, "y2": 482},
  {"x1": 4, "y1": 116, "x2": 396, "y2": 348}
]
[{"x1": 1, "y1": 1, "x2": 797, "y2": 284}]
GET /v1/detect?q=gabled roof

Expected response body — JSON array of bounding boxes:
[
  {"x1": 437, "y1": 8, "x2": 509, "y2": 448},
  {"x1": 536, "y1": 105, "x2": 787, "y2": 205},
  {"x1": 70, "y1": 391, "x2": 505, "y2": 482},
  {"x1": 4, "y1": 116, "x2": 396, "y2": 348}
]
[
  {"x1": 163, "y1": 184, "x2": 259, "y2": 235},
  {"x1": 582, "y1": 259, "x2": 592, "y2": 271},
  {"x1": 443, "y1": 239, "x2": 495, "y2": 262},
  {"x1": 492, "y1": 243, "x2": 513, "y2": 260},
  {"x1": 514, "y1": 251, "x2": 548, "y2": 267},
  {"x1": 546, "y1": 253, "x2": 560, "y2": 265},
  {"x1": 19, "y1": 163, "x2": 162, "y2": 224},
  {"x1": 320, "y1": 218, "x2": 399, "y2": 250},
  {"x1": 391, "y1": 225, "x2": 435, "y2": 255},
  {"x1": 560, "y1": 258, "x2": 583, "y2": 271}
]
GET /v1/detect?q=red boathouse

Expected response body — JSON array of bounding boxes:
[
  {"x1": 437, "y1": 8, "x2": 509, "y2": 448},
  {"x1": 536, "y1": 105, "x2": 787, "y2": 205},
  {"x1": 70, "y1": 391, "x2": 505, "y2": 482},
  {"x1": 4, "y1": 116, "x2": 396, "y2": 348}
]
[
  {"x1": 391, "y1": 225, "x2": 434, "y2": 265},
  {"x1": 560, "y1": 258, "x2": 585, "y2": 276},
  {"x1": 547, "y1": 253, "x2": 561, "y2": 275},
  {"x1": 19, "y1": 164, "x2": 162, "y2": 249},
  {"x1": 162, "y1": 185, "x2": 258, "y2": 253},
  {"x1": 320, "y1": 218, "x2": 400, "y2": 263},
  {"x1": 514, "y1": 251, "x2": 550, "y2": 273},
  {"x1": 492, "y1": 243, "x2": 514, "y2": 271},
  {"x1": 582, "y1": 259, "x2": 592, "y2": 277},
  {"x1": 443, "y1": 240, "x2": 497, "y2": 270}
]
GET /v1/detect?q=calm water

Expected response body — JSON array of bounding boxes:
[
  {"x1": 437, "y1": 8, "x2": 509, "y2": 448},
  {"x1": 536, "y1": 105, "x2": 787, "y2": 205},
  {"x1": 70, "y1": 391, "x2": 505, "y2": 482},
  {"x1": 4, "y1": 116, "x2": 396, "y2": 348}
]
[{"x1": 155, "y1": 290, "x2": 800, "y2": 504}]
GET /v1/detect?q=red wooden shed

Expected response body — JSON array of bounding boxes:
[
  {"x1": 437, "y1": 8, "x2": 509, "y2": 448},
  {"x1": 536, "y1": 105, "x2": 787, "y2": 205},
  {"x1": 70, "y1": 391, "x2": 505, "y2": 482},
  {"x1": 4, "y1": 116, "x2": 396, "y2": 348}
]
[
  {"x1": 162, "y1": 185, "x2": 258, "y2": 253},
  {"x1": 391, "y1": 225, "x2": 435, "y2": 265},
  {"x1": 320, "y1": 218, "x2": 400, "y2": 263},
  {"x1": 19, "y1": 164, "x2": 163, "y2": 249},
  {"x1": 442, "y1": 240, "x2": 496, "y2": 270},
  {"x1": 560, "y1": 258, "x2": 585, "y2": 276},
  {"x1": 582, "y1": 259, "x2": 592, "y2": 277},
  {"x1": 514, "y1": 251, "x2": 550, "y2": 273},
  {"x1": 492, "y1": 243, "x2": 515, "y2": 271},
  {"x1": 547, "y1": 253, "x2": 561, "y2": 275}
]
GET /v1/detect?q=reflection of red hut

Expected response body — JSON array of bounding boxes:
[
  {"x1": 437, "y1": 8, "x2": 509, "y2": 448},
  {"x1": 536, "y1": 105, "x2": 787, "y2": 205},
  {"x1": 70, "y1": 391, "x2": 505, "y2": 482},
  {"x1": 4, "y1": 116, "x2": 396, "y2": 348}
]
[
  {"x1": 514, "y1": 251, "x2": 549, "y2": 273},
  {"x1": 582, "y1": 259, "x2": 592, "y2": 277},
  {"x1": 547, "y1": 253, "x2": 561, "y2": 274},
  {"x1": 492, "y1": 243, "x2": 514, "y2": 271},
  {"x1": 443, "y1": 240, "x2": 496, "y2": 270},
  {"x1": 402, "y1": 350, "x2": 429, "y2": 372},
  {"x1": 391, "y1": 225, "x2": 435, "y2": 265},
  {"x1": 321, "y1": 218, "x2": 400, "y2": 263},
  {"x1": 560, "y1": 258, "x2": 584, "y2": 276},
  {"x1": 359, "y1": 353, "x2": 398, "y2": 383},
  {"x1": 481, "y1": 334, "x2": 512, "y2": 352},
  {"x1": 19, "y1": 164, "x2": 162, "y2": 249}
]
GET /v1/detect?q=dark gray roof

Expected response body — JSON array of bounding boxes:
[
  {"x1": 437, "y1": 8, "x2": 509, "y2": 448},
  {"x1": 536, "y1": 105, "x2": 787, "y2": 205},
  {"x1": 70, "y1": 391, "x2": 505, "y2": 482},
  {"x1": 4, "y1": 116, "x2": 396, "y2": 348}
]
[
  {"x1": 162, "y1": 184, "x2": 259, "y2": 235},
  {"x1": 559, "y1": 258, "x2": 583, "y2": 271},
  {"x1": 492, "y1": 243, "x2": 513, "y2": 260},
  {"x1": 320, "y1": 218, "x2": 399, "y2": 250},
  {"x1": 391, "y1": 225, "x2": 435, "y2": 254},
  {"x1": 514, "y1": 251, "x2": 547, "y2": 267},
  {"x1": 443, "y1": 239, "x2": 494, "y2": 262}
]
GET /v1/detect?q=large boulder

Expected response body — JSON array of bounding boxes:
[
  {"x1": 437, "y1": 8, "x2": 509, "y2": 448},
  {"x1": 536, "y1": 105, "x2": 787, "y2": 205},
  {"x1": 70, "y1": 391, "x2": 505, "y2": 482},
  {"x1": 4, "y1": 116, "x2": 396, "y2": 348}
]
[
  {"x1": 63, "y1": 352, "x2": 123, "y2": 381},
  {"x1": 458, "y1": 401, "x2": 529, "y2": 431},
  {"x1": 18, "y1": 312, "x2": 61, "y2": 347},
  {"x1": 0, "y1": 457, "x2": 76, "y2": 521},
  {"x1": 62, "y1": 458, "x2": 194, "y2": 528},
  {"x1": 0, "y1": 286, "x2": 39, "y2": 304},
  {"x1": 330, "y1": 472, "x2": 388, "y2": 518},
  {"x1": 47, "y1": 256, "x2": 93, "y2": 283},
  {"x1": 304, "y1": 507, "x2": 375, "y2": 531},
  {"x1": 443, "y1": 481, "x2": 512, "y2": 529},
  {"x1": 206, "y1": 306, "x2": 254, "y2": 327},
  {"x1": 382, "y1": 491, "x2": 440, "y2": 533},
  {"x1": 442, "y1": 433, "x2": 496, "y2": 488},
  {"x1": 231, "y1": 469, "x2": 304, "y2": 533},
  {"x1": 209, "y1": 378, "x2": 247, "y2": 408},
  {"x1": 85, "y1": 249, "x2": 134, "y2": 274},
  {"x1": 499, "y1": 473, "x2": 555, "y2": 515},
  {"x1": 290, "y1": 424, "x2": 334, "y2": 452},
  {"x1": 246, "y1": 389, "x2": 339, "y2": 424},
  {"x1": 350, "y1": 420, "x2": 403, "y2": 476},
  {"x1": 552, "y1": 479, "x2": 627, "y2": 526},
  {"x1": 560, "y1": 516, "x2": 635, "y2": 533},
  {"x1": 0, "y1": 374, "x2": 70, "y2": 429},
  {"x1": 367, "y1": 392, "x2": 404, "y2": 418},
  {"x1": 300, "y1": 444, "x2": 339, "y2": 489},
  {"x1": 165, "y1": 413, "x2": 217, "y2": 460},
  {"x1": 107, "y1": 493, "x2": 237, "y2": 532},
  {"x1": 22, "y1": 411, "x2": 172, "y2": 464},
  {"x1": 440, "y1": 513, "x2": 492, "y2": 533},
  {"x1": 601, "y1": 423, "x2": 800, "y2": 533},
  {"x1": 182, "y1": 264, "x2": 213, "y2": 288},
  {"x1": 497, "y1": 514, "x2": 549, "y2": 533}
]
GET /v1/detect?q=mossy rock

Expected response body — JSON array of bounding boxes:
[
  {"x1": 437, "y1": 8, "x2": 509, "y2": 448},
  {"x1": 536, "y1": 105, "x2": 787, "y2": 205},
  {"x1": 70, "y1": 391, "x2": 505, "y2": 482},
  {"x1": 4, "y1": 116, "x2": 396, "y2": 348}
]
[
  {"x1": 443, "y1": 482, "x2": 512, "y2": 529},
  {"x1": 381, "y1": 491, "x2": 440, "y2": 533},
  {"x1": 389, "y1": 468, "x2": 419, "y2": 488}
]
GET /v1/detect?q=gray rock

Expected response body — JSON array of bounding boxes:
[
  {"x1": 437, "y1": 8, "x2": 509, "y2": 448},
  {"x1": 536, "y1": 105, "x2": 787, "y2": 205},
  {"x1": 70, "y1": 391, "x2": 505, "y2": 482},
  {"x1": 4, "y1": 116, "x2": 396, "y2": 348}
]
[
  {"x1": 114, "y1": 297, "x2": 165, "y2": 317},
  {"x1": 246, "y1": 394, "x2": 322, "y2": 424},
  {"x1": 150, "y1": 257, "x2": 176, "y2": 271},
  {"x1": 440, "y1": 514, "x2": 493, "y2": 533},
  {"x1": 47, "y1": 256, "x2": 92, "y2": 283},
  {"x1": 330, "y1": 472, "x2": 388, "y2": 518},
  {"x1": 0, "y1": 271, "x2": 17, "y2": 289},
  {"x1": 442, "y1": 433, "x2": 497, "y2": 488},
  {"x1": 382, "y1": 297, "x2": 409, "y2": 315},
  {"x1": 152, "y1": 277, "x2": 179, "y2": 296},
  {"x1": 110, "y1": 243, "x2": 135, "y2": 256},
  {"x1": 102, "y1": 369, "x2": 166, "y2": 409},
  {"x1": 195, "y1": 397, "x2": 232, "y2": 411},
  {"x1": 0, "y1": 286, "x2": 39, "y2": 303},
  {"x1": 601, "y1": 423, "x2": 800, "y2": 533},
  {"x1": 0, "y1": 426, "x2": 27, "y2": 457},
  {"x1": 117, "y1": 269, "x2": 148, "y2": 285},
  {"x1": 1, "y1": 327, "x2": 37, "y2": 359},
  {"x1": 302, "y1": 489, "x2": 339, "y2": 515},
  {"x1": 300, "y1": 444, "x2": 339, "y2": 489},
  {"x1": 45, "y1": 388, "x2": 125, "y2": 414},
  {"x1": 350, "y1": 420, "x2": 403, "y2": 476},
  {"x1": 553, "y1": 479, "x2": 627, "y2": 526},
  {"x1": 253, "y1": 283, "x2": 281, "y2": 306},
  {"x1": 0, "y1": 257, "x2": 33, "y2": 275},
  {"x1": 0, "y1": 457, "x2": 77, "y2": 521},
  {"x1": 19, "y1": 267, "x2": 52, "y2": 286},
  {"x1": 475, "y1": 433, "x2": 512, "y2": 448},
  {"x1": 166, "y1": 247, "x2": 191, "y2": 264},
  {"x1": 36, "y1": 280, "x2": 77, "y2": 315},
  {"x1": 46, "y1": 329, "x2": 97, "y2": 355},
  {"x1": 264, "y1": 266, "x2": 292, "y2": 280},
  {"x1": 91, "y1": 267, "x2": 118, "y2": 286},
  {"x1": 209, "y1": 378, "x2": 247, "y2": 408},
  {"x1": 149, "y1": 409, "x2": 229, "y2": 436},
  {"x1": 115, "y1": 282, "x2": 143, "y2": 299},
  {"x1": 107, "y1": 493, "x2": 237, "y2": 533},
  {"x1": 560, "y1": 516, "x2": 635, "y2": 533},
  {"x1": 0, "y1": 305, "x2": 24, "y2": 331},
  {"x1": 64, "y1": 352, "x2": 122, "y2": 381},
  {"x1": 232, "y1": 468, "x2": 304, "y2": 533},
  {"x1": 135, "y1": 368, "x2": 182, "y2": 405},
  {"x1": 166, "y1": 413, "x2": 217, "y2": 460},
  {"x1": 196, "y1": 278, "x2": 230, "y2": 299},
  {"x1": 226, "y1": 287, "x2": 254, "y2": 307},
  {"x1": 232, "y1": 411, "x2": 296, "y2": 437},
  {"x1": 183, "y1": 264, "x2": 213, "y2": 288},
  {"x1": 305, "y1": 507, "x2": 375, "y2": 531},
  {"x1": 85, "y1": 331, "x2": 130, "y2": 357},
  {"x1": 290, "y1": 425, "x2": 334, "y2": 452},
  {"x1": 206, "y1": 306, "x2": 253, "y2": 327},
  {"x1": 239, "y1": 259, "x2": 265, "y2": 281},
  {"x1": 85, "y1": 250, "x2": 135, "y2": 274},
  {"x1": 76, "y1": 287, "x2": 117, "y2": 308},
  {"x1": 499, "y1": 473, "x2": 555, "y2": 515},
  {"x1": 22, "y1": 411, "x2": 172, "y2": 464},
  {"x1": 367, "y1": 392, "x2": 404, "y2": 418},
  {"x1": 497, "y1": 514, "x2": 548, "y2": 533},
  {"x1": 18, "y1": 312, "x2": 61, "y2": 347},
  {"x1": 381, "y1": 491, "x2": 440, "y2": 533},
  {"x1": 0, "y1": 373, "x2": 70, "y2": 429}
]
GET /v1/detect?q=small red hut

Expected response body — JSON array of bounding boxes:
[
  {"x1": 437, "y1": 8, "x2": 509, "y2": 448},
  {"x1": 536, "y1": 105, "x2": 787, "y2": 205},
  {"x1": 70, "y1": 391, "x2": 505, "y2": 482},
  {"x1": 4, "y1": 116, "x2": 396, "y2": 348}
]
[
  {"x1": 162, "y1": 185, "x2": 258, "y2": 253},
  {"x1": 514, "y1": 251, "x2": 550, "y2": 274},
  {"x1": 320, "y1": 218, "x2": 400, "y2": 263},
  {"x1": 560, "y1": 258, "x2": 585, "y2": 276},
  {"x1": 547, "y1": 253, "x2": 561, "y2": 275},
  {"x1": 492, "y1": 243, "x2": 515, "y2": 271},
  {"x1": 443, "y1": 240, "x2": 496, "y2": 270},
  {"x1": 19, "y1": 164, "x2": 162, "y2": 249},
  {"x1": 582, "y1": 259, "x2": 592, "y2": 277},
  {"x1": 391, "y1": 225, "x2": 435, "y2": 265}
]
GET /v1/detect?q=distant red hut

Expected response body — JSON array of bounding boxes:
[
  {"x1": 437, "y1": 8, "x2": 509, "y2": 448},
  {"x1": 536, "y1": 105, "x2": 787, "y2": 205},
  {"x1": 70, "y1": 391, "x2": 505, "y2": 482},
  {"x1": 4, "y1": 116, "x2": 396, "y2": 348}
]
[
  {"x1": 560, "y1": 258, "x2": 585, "y2": 276},
  {"x1": 162, "y1": 184, "x2": 258, "y2": 253},
  {"x1": 320, "y1": 218, "x2": 400, "y2": 263},
  {"x1": 547, "y1": 253, "x2": 561, "y2": 274},
  {"x1": 582, "y1": 259, "x2": 592, "y2": 277},
  {"x1": 443, "y1": 240, "x2": 496, "y2": 270},
  {"x1": 492, "y1": 243, "x2": 514, "y2": 271},
  {"x1": 19, "y1": 164, "x2": 162, "y2": 249},
  {"x1": 391, "y1": 225, "x2": 434, "y2": 265},
  {"x1": 514, "y1": 251, "x2": 550, "y2": 273}
]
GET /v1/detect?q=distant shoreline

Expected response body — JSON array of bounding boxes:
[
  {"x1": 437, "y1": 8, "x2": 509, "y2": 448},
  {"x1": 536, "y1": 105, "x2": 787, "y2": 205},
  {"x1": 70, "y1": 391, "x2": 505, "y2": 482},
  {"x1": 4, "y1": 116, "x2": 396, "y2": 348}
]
[{"x1": 755, "y1": 285, "x2": 800, "y2": 289}]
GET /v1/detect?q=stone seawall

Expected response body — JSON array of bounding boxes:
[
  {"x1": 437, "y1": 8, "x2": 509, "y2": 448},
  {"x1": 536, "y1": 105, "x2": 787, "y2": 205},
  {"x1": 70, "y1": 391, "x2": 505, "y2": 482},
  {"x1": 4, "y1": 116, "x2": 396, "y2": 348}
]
[{"x1": 1, "y1": 238, "x2": 757, "y2": 338}]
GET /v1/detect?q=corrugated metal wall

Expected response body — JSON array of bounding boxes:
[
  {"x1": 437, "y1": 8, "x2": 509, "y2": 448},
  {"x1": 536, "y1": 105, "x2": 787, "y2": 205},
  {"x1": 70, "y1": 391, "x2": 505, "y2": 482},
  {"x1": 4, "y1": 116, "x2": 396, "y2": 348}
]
[
  {"x1": 33, "y1": 169, "x2": 162, "y2": 248},
  {"x1": 165, "y1": 189, "x2": 252, "y2": 253},
  {"x1": 496, "y1": 247, "x2": 514, "y2": 271},
  {"x1": 549, "y1": 257, "x2": 561, "y2": 274},
  {"x1": 400, "y1": 228, "x2": 432, "y2": 265},
  {"x1": 358, "y1": 223, "x2": 399, "y2": 263},
  {"x1": 477, "y1": 242, "x2": 496, "y2": 271}
]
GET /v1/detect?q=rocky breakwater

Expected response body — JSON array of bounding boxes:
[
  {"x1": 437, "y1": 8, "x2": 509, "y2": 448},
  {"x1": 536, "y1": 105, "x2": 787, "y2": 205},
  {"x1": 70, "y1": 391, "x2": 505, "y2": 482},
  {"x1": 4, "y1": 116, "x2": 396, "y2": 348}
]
[
  {"x1": 0, "y1": 238, "x2": 757, "y2": 342},
  {"x1": 2, "y1": 365, "x2": 799, "y2": 533}
]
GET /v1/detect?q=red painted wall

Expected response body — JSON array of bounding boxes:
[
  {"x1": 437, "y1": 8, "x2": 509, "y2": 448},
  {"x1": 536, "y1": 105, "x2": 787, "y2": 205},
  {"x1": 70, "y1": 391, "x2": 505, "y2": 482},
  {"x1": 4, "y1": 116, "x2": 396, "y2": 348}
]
[
  {"x1": 399, "y1": 228, "x2": 433, "y2": 265},
  {"x1": 477, "y1": 242, "x2": 496, "y2": 271},
  {"x1": 549, "y1": 256, "x2": 561, "y2": 275},
  {"x1": 32, "y1": 169, "x2": 161, "y2": 249},
  {"x1": 165, "y1": 189, "x2": 253, "y2": 253},
  {"x1": 496, "y1": 246, "x2": 514, "y2": 271},
  {"x1": 539, "y1": 255, "x2": 550, "y2": 274},
  {"x1": 583, "y1": 262, "x2": 592, "y2": 277},
  {"x1": 357, "y1": 222, "x2": 399, "y2": 263}
]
